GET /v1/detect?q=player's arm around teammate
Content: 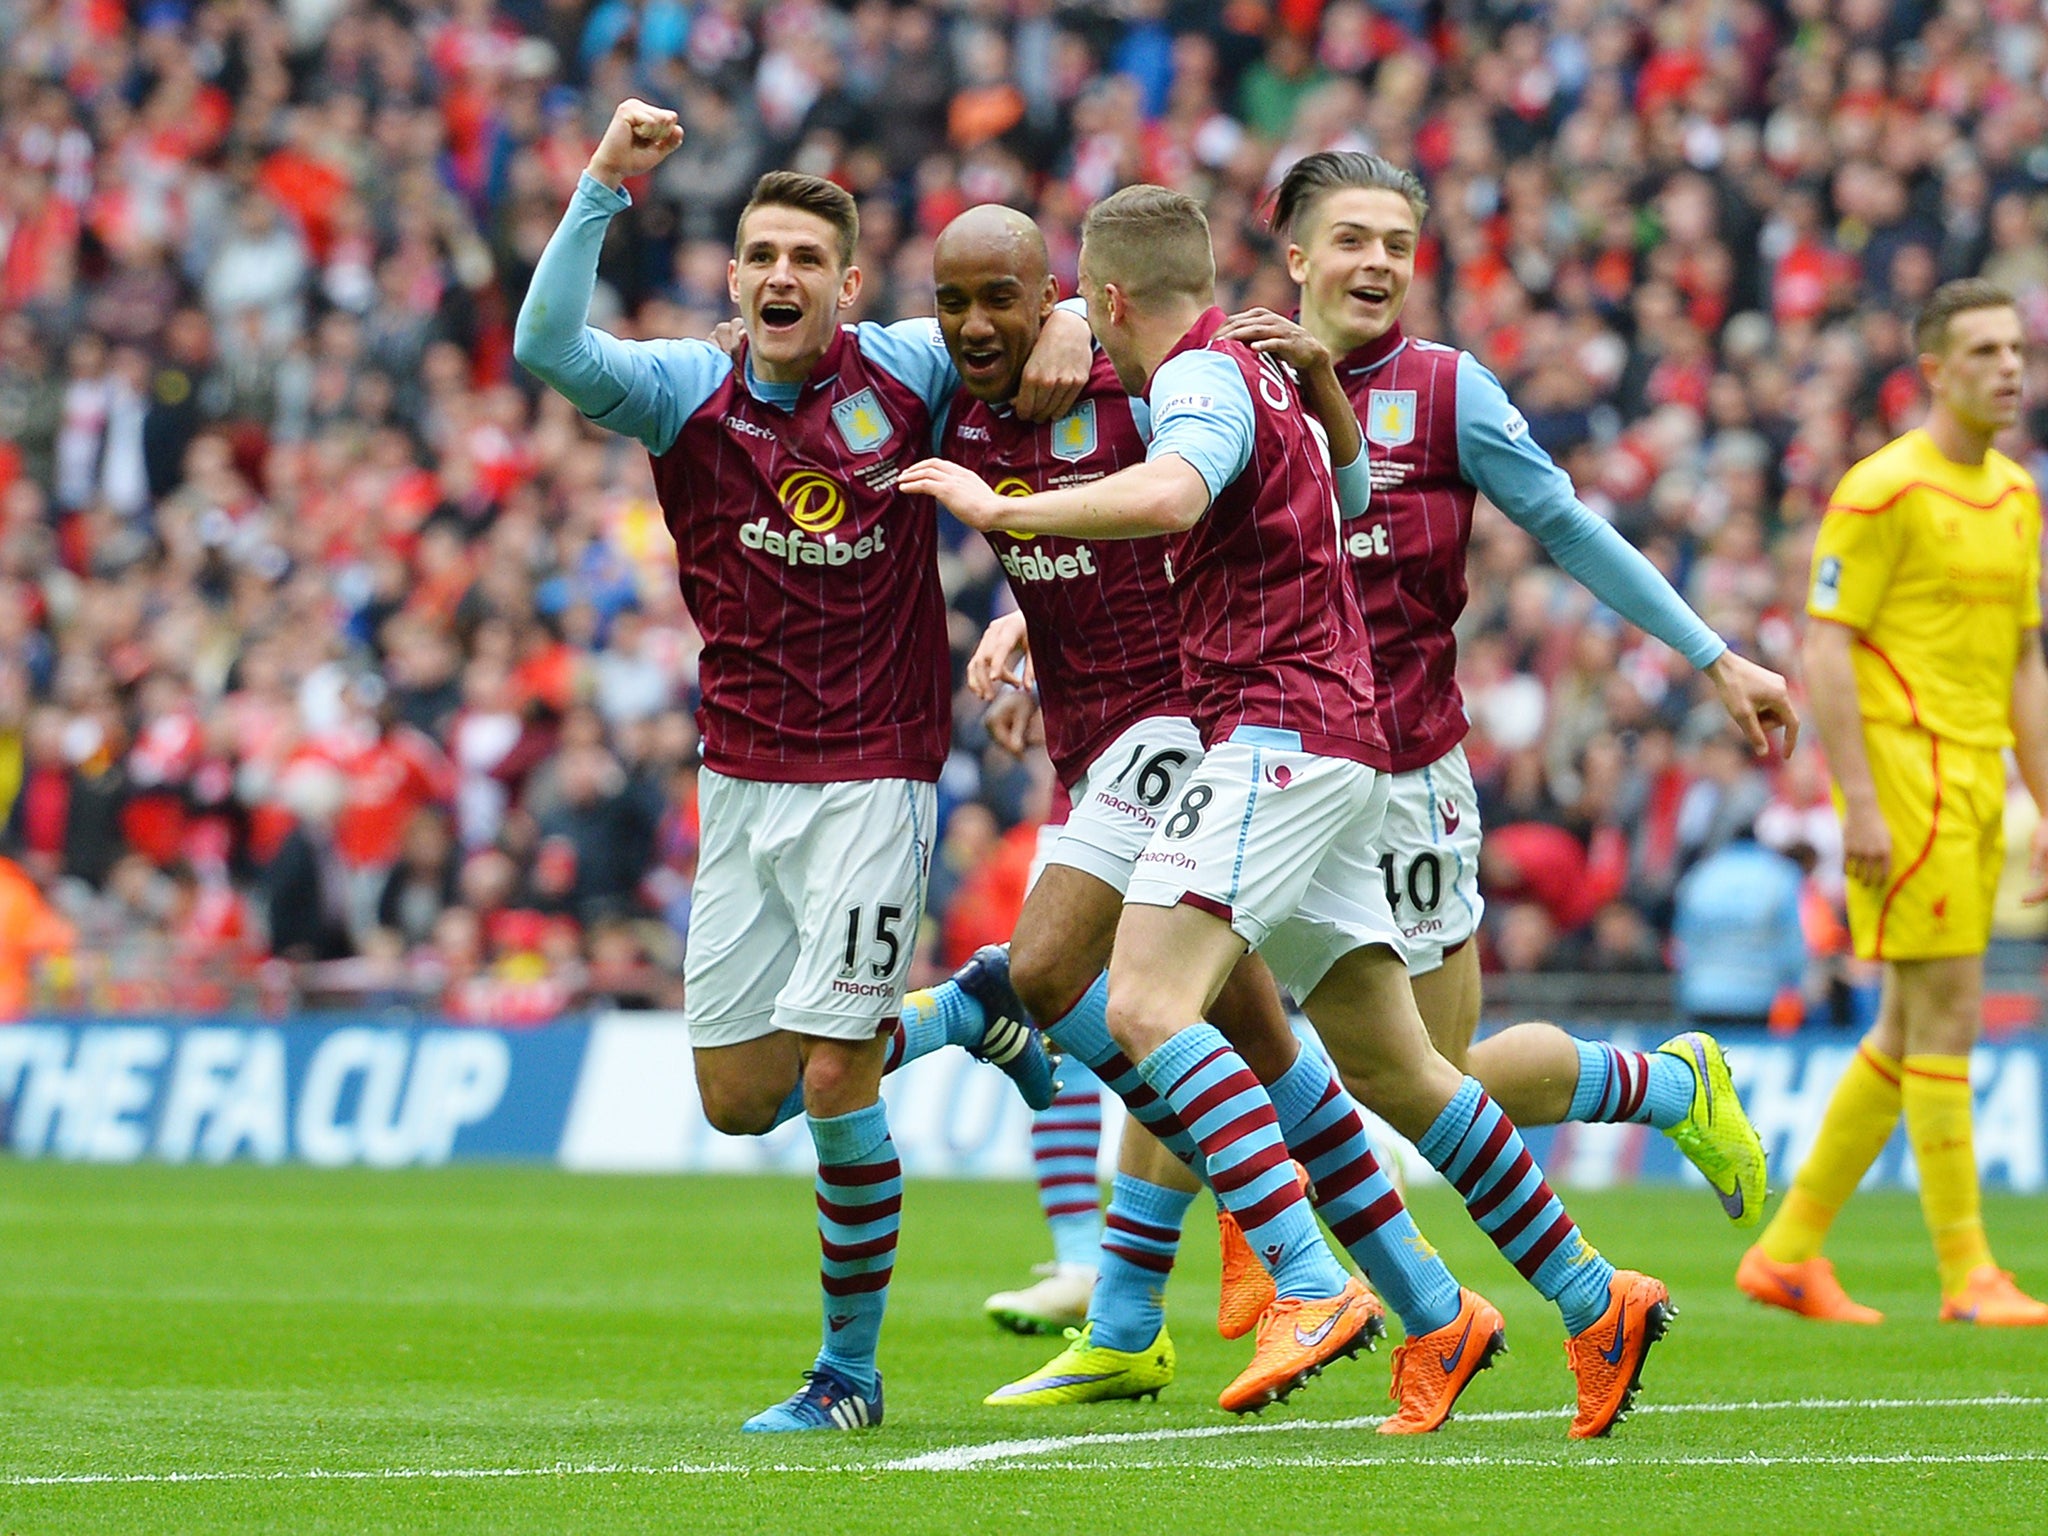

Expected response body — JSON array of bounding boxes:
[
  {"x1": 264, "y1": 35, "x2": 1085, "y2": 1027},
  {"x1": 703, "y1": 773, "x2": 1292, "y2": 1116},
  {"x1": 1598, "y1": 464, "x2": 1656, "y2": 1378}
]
[
  {"x1": 927, "y1": 208, "x2": 1344, "y2": 1085},
  {"x1": 515, "y1": 101, "x2": 1090, "y2": 1139},
  {"x1": 1210, "y1": 157, "x2": 1777, "y2": 1238},
  {"x1": 926, "y1": 210, "x2": 1382, "y2": 1397},
  {"x1": 514, "y1": 108, "x2": 1095, "y2": 1433},
  {"x1": 931, "y1": 212, "x2": 1304, "y2": 1120},
  {"x1": 519, "y1": 99, "x2": 1093, "y2": 442}
]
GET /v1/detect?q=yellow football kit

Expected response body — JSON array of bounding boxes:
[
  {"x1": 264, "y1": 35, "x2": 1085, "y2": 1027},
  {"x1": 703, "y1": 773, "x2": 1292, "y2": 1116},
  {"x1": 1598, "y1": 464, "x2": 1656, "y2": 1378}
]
[{"x1": 1807, "y1": 428, "x2": 2043, "y2": 960}]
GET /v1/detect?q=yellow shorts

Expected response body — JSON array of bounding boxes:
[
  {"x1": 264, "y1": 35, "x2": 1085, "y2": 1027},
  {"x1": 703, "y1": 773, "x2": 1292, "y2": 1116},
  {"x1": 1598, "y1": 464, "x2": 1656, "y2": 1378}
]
[{"x1": 1842, "y1": 722, "x2": 2003, "y2": 961}]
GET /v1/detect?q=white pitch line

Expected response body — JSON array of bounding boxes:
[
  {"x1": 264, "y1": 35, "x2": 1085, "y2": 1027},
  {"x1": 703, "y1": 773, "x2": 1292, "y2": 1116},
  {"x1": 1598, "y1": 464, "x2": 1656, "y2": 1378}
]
[
  {"x1": 880, "y1": 1394, "x2": 2048, "y2": 1472},
  {"x1": 5, "y1": 1395, "x2": 2043, "y2": 1489},
  {"x1": 0, "y1": 1461, "x2": 755, "y2": 1489},
  {"x1": 924, "y1": 1450, "x2": 2048, "y2": 1474}
]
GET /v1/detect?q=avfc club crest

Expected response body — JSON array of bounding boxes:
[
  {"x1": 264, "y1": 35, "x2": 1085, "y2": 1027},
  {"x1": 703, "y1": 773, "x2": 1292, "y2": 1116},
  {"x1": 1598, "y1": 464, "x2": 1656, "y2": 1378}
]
[
  {"x1": 831, "y1": 387, "x2": 895, "y2": 454},
  {"x1": 1366, "y1": 389, "x2": 1417, "y2": 448},
  {"x1": 1049, "y1": 400, "x2": 1098, "y2": 462}
]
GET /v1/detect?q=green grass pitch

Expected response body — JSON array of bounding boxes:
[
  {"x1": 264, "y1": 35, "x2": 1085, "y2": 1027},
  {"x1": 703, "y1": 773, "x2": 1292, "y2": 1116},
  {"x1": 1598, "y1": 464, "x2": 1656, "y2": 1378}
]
[{"x1": 1, "y1": 1162, "x2": 2044, "y2": 1534}]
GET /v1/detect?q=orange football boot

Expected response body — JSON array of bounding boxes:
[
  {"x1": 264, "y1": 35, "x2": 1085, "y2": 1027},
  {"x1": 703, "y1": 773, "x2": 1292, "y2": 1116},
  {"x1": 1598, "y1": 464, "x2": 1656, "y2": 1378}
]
[
  {"x1": 1379, "y1": 1288, "x2": 1507, "y2": 1435},
  {"x1": 1736, "y1": 1246, "x2": 1883, "y2": 1324},
  {"x1": 1563, "y1": 1269, "x2": 1673, "y2": 1439},
  {"x1": 1214, "y1": 1162, "x2": 1310, "y2": 1339},
  {"x1": 1939, "y1": 1267, "x2": 2048, "y2": 1326},
  {"x1": 1216, "y1": 1275, "x2": 1383, "y2": 1415}
]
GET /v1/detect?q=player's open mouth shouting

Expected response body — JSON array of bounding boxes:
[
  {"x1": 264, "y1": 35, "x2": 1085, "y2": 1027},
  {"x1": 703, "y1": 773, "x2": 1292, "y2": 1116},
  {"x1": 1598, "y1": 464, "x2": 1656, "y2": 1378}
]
[{"x1": 958, "y1": 344, "x2": 1008, "y2": 388}]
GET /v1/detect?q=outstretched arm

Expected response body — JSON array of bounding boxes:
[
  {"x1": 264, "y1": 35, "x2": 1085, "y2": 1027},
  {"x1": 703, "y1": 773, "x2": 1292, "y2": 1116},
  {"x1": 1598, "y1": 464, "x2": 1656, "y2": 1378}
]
[
  {"x1": 902, "y1": 345, "x2": 1248, "y2": 538},
  {"x1": 901, "y1": 455, "x2": 1211, "y2": 538},
  {"x1": 1456, "y1": 353, "x2": 1795, "y2": 755},
  {"x1": 513, "y1": 100, "x2": 720, "y2": 454}
]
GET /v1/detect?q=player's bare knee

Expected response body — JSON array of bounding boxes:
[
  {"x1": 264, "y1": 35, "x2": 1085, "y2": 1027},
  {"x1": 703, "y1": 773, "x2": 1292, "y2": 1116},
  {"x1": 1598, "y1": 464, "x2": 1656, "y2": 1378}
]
[
  {"x1": 800, "y1": 1050, "x2": 856, "y2": 1103},
  {"x1": 1105, "y1": 989, "x2": 1175, "y2": 1060},
  {"x1": 697, "y1": 1080, "x2": 781, "y2": 1138},
  {"x1": 1338, "y1": 1049, "x2": 1460, "y2": 1141},
  {"x1": 1896, "y1": 961, "x2": 1983, "y2": 1056},
  {"x1": 1920, "y1": 1001, "x2": 1981, "y2": 1057},
  {"x1": 1009, "y1": 934, "x2": 1088, "y2": 1024},
  {"x1": 1329, "y1": 1055, "x2": 1397, "y2": 1117},
  {"x1": 800, "y1": 1039, "x2": 883, "y2": 1119}
]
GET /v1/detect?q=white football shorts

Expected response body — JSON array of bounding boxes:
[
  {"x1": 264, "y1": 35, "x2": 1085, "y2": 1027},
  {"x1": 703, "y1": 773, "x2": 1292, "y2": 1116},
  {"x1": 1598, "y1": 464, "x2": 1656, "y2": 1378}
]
[
  {"x1": 1380, "y1": 744, "x2": 1485, "y2": 976},
  {"x1": 1123, "y1": 726, "x2": 1406, "y2": 1000},
  {"x1": 684, "y1": 768, "x2": 935, "y2": 1048},
  {"x1": 1042, "y1": 715, "x2": 1205, "y2": 893}
]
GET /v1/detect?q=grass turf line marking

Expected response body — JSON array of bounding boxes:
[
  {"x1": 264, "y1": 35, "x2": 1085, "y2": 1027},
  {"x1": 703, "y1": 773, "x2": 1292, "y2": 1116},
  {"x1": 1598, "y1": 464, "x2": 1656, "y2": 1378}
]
[
  {"x1": 6, "y1": 1395, "x2": 2041, "y2": 1488},
  {"x1": 10, "y1": 1448, "x2": 2048, "y2": 1489},
  {"x1": 880, "y1": 1395, "x2": 2048, "y2": 1471},
  {"x1": 954, "y1": 1451, "x2": 2048, "y2": 1473},
  {"x1": 0, "y1": 1462, "x2": 756, "y2": 1488}
]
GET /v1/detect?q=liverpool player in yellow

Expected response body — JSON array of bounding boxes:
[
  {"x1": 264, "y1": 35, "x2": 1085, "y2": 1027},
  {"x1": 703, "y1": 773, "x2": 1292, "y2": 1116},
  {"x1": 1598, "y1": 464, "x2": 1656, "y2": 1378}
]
[{"x1": 1740, "y1": 279, "x2": 2048, "y2": 1327}]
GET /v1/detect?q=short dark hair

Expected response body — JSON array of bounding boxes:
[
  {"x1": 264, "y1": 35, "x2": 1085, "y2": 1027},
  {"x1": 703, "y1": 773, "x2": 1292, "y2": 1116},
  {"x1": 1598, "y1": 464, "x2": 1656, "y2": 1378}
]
[
  {"x1": 1080, "y1": 184, "x2": 1214, "y2": 305},
  {"x1": 1269, "y1": 152, "x2": 1430, "y2": 239},
  {"x1": 1914, "y1": 277, "x2": 2016, "y2": 356},
  {"x1": 737, "y1": 171, "x2": 859, "y2": 269}
]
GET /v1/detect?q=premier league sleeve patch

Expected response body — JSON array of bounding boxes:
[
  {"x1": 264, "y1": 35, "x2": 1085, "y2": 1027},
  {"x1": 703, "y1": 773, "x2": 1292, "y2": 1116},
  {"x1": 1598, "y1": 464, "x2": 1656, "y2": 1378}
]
[
  {"x1": 1366, "y1": 389, "x2": 1417, "y2": 448},
  {"x1": 1049, "y1": 400, "x2": 1098, "y2": 462},
  {"x1": 831, "y1": 387, "x2": 895, "y2": 454},
  {"x1": 1811, "y1": 554, "x2": 1842, "y2": 612}
]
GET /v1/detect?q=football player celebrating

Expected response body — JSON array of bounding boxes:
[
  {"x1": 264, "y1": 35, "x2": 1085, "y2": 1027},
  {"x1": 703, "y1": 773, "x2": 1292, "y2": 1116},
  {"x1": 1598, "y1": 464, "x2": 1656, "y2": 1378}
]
[
  {"x1": 514, "y1": 99, "x2": 1092, "y2": 1433},
  {"x1": 1217, "y1": 151, "x2": 1791, "y2": 1226},
  {"x1": 907, "y1": 185, "x2": 1669, "y2": 1437},
  {"x1": 925, "y1": 204, "x2": 1504, "y2": 1428}
]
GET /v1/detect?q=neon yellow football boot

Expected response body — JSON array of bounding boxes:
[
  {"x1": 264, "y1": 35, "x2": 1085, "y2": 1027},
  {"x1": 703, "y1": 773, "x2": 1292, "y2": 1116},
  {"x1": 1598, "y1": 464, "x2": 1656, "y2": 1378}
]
[
  {"x1": 1658, "y1": 1031, "x2": 1768, "y2": 1226},
  {"x1": 982, "y1": 1322, "x2": 1175, "y2": 1406}
]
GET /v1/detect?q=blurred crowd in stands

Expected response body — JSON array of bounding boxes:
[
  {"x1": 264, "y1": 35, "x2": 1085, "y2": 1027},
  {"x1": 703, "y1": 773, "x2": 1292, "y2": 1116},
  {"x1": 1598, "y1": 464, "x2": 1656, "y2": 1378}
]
[{"x1": 0, "y1": 0, "x2": 2046, "y2": 1025}]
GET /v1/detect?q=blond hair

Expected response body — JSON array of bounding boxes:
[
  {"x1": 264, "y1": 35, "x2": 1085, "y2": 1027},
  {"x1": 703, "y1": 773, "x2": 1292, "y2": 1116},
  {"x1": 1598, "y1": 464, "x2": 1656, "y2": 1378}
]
[{"x1": 1080, "y1": 184, "x2": 1215, "y2": 307}]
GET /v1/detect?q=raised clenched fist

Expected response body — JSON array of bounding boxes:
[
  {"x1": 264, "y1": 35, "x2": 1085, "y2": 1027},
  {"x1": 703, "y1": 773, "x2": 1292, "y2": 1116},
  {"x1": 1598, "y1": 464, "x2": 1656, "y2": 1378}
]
[{"x1": 587, "y1": 99, "x2": 686, "y2": 190}]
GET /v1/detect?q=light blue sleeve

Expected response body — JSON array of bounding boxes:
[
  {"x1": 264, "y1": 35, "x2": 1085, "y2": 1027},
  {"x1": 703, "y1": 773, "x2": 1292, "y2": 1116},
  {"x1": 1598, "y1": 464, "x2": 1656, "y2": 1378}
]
[
  {"x1": 858, "y1": 297, "x2": 1093, "y2": 416},
  {"x1": 1332, "y1": 437, "x2": 1370, "y2": 521},
  {"x1": 513, "y1": 174, "x2": 731, "y2": 455},
  {"x1": 1146, "y1": 351, "x2": 1254, "y2": 502},
  {"x1": 853, "y1": 317, "x2": 959, "y2": 416},
  {"x1": 1129, "y1": 394, "x2": 1152, "y2": 443},
  {"x1": 1455, "y1": 352, "x2": 1726, "y2": 669}
]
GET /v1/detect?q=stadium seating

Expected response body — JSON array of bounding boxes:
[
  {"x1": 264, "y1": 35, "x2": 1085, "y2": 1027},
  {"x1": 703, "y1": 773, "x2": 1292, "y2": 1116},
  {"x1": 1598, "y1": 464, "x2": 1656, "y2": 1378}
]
[{"x1": 0, "y1": 0, "x2": 2043, "y2": 1021}]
